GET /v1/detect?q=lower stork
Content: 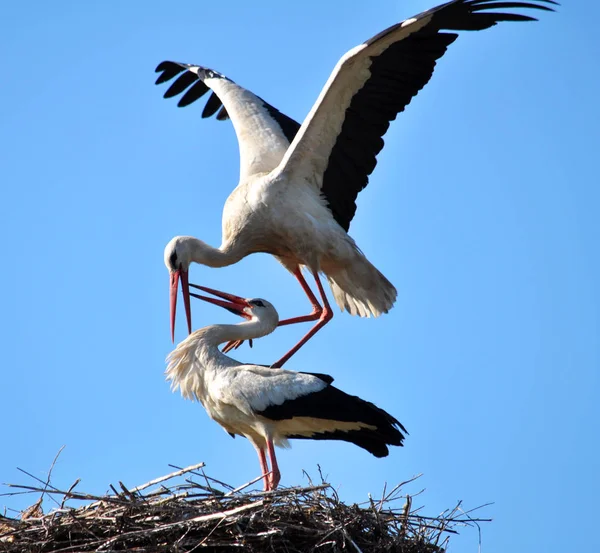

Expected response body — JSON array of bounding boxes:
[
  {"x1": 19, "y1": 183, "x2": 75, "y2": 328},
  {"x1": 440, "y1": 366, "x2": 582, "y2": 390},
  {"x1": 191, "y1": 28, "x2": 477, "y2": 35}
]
[{"x1": 165, "y1": 286, "x2": 407, "y2": 491}]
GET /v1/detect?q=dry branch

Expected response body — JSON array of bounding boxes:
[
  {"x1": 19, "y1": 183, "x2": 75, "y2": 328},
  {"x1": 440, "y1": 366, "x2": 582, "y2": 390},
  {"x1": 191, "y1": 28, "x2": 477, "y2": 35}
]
[{"x1": 0, "y1": 463, "x2": 489, "y2": 552}]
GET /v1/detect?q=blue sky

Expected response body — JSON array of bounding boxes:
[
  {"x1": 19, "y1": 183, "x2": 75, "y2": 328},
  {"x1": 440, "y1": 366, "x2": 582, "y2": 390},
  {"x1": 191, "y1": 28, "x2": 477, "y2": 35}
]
[{"x1": 1, "y1": 1, "x2": 598, "y2": 551}]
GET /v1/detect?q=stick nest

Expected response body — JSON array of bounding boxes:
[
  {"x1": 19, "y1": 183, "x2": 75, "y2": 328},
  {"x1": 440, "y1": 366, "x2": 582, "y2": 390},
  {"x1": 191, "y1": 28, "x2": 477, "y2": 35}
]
[{"x1": 1, "y1": 462, "x2": 487, "y2": 552}]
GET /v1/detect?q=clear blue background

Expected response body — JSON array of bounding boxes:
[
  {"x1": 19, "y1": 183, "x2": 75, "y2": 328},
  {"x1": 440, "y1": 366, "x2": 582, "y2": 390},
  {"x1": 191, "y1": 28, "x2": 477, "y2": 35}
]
[{"x1": 1, "y1": 1, "x2": 598, "y2": 551}]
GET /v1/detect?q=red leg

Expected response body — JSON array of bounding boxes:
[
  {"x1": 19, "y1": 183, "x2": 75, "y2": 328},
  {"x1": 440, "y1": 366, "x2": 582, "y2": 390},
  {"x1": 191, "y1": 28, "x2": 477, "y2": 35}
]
[
  {"x1": 222, "y1": 267, "x2": 322, "y2": 353},
  {"x1": 272, "y1": 271, "x2": 333, "y2": 368},
  {"x1": 277, "y1": 267, "x2": 323, "y2": 326},
  {"x1": 256, "y1": 446, "x2": 270, "y2": 491},
  {"x1": 266, "y1": 439, "x2": 281, "y2": 490},
  {"x1": 216, "y1": 267, "x2": 329, "y2": 357}
]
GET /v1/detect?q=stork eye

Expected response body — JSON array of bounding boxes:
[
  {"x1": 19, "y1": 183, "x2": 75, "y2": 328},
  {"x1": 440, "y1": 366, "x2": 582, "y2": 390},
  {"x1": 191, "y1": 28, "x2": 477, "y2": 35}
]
[
  {"x1": 169, "y1": 251, "x2": 178, "y2": 270},
  {"x1": 251, "y1": 300, "x2": 265, "y2": 308}
]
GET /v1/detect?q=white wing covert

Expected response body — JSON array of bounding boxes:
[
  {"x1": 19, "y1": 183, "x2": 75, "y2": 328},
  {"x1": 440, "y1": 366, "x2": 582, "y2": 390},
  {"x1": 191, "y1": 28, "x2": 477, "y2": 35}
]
[
  {"x1": 210, "y1": 366, "x2": 327, "y2": 416},
  {"x1": 155, "y1": 62, "x2": 301, "y2": 180}
]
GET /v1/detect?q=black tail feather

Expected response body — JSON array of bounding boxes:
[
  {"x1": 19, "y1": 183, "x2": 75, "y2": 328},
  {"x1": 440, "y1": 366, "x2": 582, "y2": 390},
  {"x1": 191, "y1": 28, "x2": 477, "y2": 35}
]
[{"x1": 259, "y1": 385, "x2": 407, "y2": 457}]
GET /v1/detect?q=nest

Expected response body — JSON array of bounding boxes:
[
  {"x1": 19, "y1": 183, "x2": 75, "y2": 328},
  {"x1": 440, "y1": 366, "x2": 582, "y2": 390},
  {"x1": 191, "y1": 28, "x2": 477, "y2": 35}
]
[{"x1": 1, "y1": 461, "x2": 488, "y2": 552}]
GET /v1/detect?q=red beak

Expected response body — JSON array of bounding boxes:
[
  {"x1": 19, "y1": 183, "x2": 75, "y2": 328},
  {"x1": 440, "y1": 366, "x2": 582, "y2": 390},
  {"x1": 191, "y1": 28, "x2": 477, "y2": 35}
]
[
  {"x1": 170, "y1": 269, "x2": 192, "y2": 342},
  {"x1": 189, "y1": 283, "x2": 252, "y2": 319}
]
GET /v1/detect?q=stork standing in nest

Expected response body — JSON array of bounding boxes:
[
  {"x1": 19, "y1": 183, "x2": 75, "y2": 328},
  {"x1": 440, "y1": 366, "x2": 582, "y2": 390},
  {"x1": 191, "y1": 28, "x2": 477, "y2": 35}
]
[
  {"x1": 159, "y1": 0, "x2": 556, "y2": 367},
  {"x1": 165, "y1": 286, "x2": 407, "y2": 491}
]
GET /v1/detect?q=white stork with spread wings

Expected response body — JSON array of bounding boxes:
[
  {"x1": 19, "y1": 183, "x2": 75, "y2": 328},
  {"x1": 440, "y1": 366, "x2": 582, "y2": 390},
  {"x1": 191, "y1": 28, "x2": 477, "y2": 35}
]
[
  {"x1": 166, "y1": 286, "x2": 407, "y2": 491},
  {"x1": 159, "y1": 0, "x2": 556, "y2": 367}
]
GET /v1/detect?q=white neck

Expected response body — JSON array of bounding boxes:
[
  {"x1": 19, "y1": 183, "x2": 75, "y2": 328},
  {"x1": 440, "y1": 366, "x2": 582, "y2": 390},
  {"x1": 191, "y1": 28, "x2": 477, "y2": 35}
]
[
  {"x1": 165, "y1": 314, "x2": 279, "y2": 402},
  {"x1": 199, "y1": 316, "x2": 277, "y2": 351},
  {"x1": 187, "y1": 237, "x2": 247, "y2": 268}
]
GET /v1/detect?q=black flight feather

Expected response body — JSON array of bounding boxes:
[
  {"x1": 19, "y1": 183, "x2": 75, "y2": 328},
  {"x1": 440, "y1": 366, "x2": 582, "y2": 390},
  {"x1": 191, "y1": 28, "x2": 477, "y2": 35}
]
[
  {"x1": 154, "y1": 61, "x2": 300, "y2": 144},
  {"x1": 257, "y1": 385, "x2": 407, "y2": 458}
]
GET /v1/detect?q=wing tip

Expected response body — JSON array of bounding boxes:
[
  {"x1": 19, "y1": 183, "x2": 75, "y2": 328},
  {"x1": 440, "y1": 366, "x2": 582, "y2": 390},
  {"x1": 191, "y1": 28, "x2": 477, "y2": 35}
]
[{"x1": 154, "y1": 60, "x2": 186, "y2": 85}]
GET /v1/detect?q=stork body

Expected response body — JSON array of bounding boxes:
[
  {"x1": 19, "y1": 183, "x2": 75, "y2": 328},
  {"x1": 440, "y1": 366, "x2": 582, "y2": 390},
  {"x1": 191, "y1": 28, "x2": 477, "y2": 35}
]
[
  {"x1": 160, "y1": 0, "x2": 556, "y2": 366},
  {"x1": 165, "y1": 171, "x2": 384, "y2": 362},
  {"x1": 166, "y1": 288, "x2": 406, "y2": 491}
]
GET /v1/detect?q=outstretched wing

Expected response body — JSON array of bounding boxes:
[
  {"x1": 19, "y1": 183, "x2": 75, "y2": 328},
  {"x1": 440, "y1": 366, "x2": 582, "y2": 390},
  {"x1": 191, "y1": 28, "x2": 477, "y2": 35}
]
[
  {"x1": 155, "y1": 62, "x2": 301, "y2": 180},
  {"x1": 277, "y1": 0, "x2": 556, "y2": 231}
]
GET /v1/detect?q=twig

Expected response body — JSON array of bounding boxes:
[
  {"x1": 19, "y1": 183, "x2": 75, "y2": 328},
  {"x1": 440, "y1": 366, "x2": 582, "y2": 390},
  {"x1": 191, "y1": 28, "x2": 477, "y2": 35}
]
[
  {"x1": 343, "y1": 528, "x2": 363, "y2": 553},
  {"x1": 15, "y1": 468, "x2": 61, "y2": 495},
  {"x1": 4, "y1": 484, "x2": 130, "y2": 505},
  {"x1": 224, "y1": 473, "x2": 267, "y2": 496},
  {"x1": 59, "y1": 479, "x2": 81, "y2": 510},
  {"x1": 198, "y1": 467, "x2": 234, "y2": 492},
  {"x1": 130, "y1": 462, "x2": 206, "y2": 493}
]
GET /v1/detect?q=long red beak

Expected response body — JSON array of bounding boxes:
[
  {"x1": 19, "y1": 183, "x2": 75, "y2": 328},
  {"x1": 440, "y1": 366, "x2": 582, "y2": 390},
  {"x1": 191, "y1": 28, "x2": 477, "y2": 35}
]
[
  {"x1": 189, "y1": 283, "x2": 251, "y2": 319},
  {"x1": 170, "y1": 269, "x2": 192, "y2": 342}
]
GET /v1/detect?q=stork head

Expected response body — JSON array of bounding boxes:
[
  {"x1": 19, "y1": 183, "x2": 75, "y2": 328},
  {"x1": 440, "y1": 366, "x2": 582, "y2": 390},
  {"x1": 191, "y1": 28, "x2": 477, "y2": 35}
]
[
  {"x1": 189, "y1": 285, "x2": 279, "y2": 331},
  {"x1": 164, "y1": 236, "x2": 195, "y2": 342}
]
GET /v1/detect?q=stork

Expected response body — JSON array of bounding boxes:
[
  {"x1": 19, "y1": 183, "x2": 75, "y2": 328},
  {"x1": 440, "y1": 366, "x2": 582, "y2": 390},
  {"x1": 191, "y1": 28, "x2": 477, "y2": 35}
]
[
  {"x1": 165, "y1": 286, "x2": 407, "y2": 491},
  {"x1": 159, "y1": 0, "x2": 556, "y2": 367}
]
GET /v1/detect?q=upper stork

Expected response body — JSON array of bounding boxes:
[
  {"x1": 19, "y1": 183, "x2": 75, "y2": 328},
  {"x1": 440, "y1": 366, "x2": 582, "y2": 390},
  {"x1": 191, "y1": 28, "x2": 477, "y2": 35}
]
[
  {"x1": 158, "y1": 0, "x2": 556, "y2": 367},
  {"x1": 166, "y1": 285, "x2": 407, "y2": 491}
]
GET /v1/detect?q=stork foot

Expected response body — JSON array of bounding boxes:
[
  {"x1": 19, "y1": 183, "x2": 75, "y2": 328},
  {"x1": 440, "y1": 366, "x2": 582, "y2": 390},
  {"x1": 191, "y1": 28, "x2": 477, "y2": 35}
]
[
  {"x1": 221, "y1": 338, "x2": 253, "y2": 354},
  {"x1": 271, "y1": 307, "x2": 333, "y2": 368},
  {"x1": 270, "y1": 467, "x2": 281, "y2": 490},
  {"x1": 277, "y1": 305, "x2": 323, "y2": 327}
]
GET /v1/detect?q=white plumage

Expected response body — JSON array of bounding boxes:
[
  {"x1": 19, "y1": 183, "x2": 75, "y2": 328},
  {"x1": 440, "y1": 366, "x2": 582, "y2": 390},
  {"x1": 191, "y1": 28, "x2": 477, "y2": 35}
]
[
  {"x1": 159, "y1": 0, "x2": 556, "y2": 367},
  {"x1": 166, "y1": 286, "x2": 406, "y2": 491}
]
